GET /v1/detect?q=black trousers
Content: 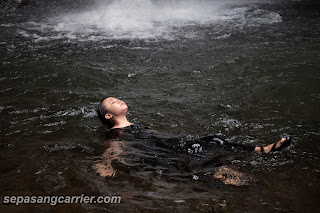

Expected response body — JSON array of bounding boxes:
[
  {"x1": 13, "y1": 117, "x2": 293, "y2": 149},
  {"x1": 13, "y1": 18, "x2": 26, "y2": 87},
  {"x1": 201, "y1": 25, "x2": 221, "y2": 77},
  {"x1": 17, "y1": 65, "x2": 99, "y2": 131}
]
[
  {"x1": 180, "y1": 135, "x2": 256, "y2": 155},
  {"x1": 200, "y1": 135, "x2": 256, "y2": 152}
]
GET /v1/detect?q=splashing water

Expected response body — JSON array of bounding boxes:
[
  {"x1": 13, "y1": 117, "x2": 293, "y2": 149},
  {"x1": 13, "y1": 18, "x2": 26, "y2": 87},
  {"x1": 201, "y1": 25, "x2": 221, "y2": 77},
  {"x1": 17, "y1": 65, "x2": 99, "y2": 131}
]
[
  {"x1": 51, "y1": 0, "x2": 219, "y2": 39},
  {"x1": 46, "y1": 0, "x2": 281, "y2": 40}
]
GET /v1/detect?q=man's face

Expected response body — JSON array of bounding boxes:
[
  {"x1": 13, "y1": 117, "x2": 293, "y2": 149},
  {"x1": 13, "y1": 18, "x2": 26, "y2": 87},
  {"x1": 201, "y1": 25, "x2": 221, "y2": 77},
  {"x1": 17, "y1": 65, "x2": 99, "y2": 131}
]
[{"x1": 102, "y1": 97, "x2": 128, "y2": 118}]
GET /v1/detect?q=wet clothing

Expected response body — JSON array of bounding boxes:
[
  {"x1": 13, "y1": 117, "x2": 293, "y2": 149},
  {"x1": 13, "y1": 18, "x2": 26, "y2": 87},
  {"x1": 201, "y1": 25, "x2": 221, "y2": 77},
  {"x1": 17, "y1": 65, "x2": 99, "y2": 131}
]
[
  {"x1": 100, "y1": 123, "x2": 257, "y2": 180},
  {"x1": 105, "y1": 123, "x2": 256, "y2": 155},
  {"x1": 200, "y1": 135, "x2": 256, "y2": 152}
]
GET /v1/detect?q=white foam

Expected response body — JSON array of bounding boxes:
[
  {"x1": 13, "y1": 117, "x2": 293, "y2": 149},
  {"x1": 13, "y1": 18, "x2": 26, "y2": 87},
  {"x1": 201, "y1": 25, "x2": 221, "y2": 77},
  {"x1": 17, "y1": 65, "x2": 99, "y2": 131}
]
[
  {"x1": 49, "y1": 0, "x2": 221, "y2": 40},
  {"x1": 215, "y1": 117, "x2": 242, "y2": 129},
  {"x1": 246, "y1": 9, "x2": 282, "y2": 26},
  {"x1": 127, "y1": 73, "x2": 137, "y2": 78},
  {"x1": 54, "y1": 109, "x2": 81, "y2": 117},
  {"x1": 16, "y1": 1, "x2": 283, "y2": 41},
  {"x1": 174, "y1": 199, "x2": 186, "y2": 203},
  {"x1": 43, "y1": 121, "x2": 66, "y2": 127},
  {"x1": 81, "y1": 107, "x2": 97, "y2": 118},
  {"x1": 101, "y1": 44, "x2": 118, "y2": 49},
  {"x1": 43, "y1": 144, "x2": 77, "y2": 152},
  {"x1": 0, "y1": 23, "x2": 15, "y2": 27},
  {"x1": 47, "y1": 106, "x2": 97, "y2": 119},
  {"x1": 8, "y1": 109, "x2": 29, "y2": 114}
]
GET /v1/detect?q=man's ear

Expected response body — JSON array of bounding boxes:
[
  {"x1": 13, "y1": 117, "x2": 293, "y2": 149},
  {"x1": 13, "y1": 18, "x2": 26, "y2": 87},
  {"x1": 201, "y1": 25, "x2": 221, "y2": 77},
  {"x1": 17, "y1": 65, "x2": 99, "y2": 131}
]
[{"x1": 105, "y1": 113, "x2": 112, "y2": 119}]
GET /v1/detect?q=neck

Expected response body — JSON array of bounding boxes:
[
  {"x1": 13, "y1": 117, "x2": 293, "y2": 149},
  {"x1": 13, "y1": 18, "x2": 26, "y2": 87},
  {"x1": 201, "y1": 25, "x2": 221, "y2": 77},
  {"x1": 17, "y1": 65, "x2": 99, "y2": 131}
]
[{"x1": 111, "y1": 115, "x2": 133, "y2": 129}]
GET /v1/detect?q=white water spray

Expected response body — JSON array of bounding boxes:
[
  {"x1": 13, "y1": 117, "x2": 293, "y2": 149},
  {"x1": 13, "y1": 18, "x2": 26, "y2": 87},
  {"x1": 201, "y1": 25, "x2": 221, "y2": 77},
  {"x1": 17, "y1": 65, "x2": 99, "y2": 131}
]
[
  {"x1": 42, "y1": 0, "x2": 282, "y2": 40},
  {"x1": 52, "y1": 0, "x2": 222, "y2": 39}
]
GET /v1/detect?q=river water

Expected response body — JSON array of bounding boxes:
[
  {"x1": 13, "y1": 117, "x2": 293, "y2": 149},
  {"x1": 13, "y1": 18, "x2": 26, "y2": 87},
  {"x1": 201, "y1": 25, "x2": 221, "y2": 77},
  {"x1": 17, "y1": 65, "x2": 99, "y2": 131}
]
[{"x1": 0, "y1": 0, "x2": 319, "y2": 212}]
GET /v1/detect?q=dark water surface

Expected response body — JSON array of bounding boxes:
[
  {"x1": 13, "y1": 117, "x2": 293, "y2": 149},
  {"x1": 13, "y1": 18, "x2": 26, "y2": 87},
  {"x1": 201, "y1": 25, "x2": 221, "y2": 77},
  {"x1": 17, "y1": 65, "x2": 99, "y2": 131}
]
[{"x1": 1, "y1": 0, "x2": 319, "y2": 212}]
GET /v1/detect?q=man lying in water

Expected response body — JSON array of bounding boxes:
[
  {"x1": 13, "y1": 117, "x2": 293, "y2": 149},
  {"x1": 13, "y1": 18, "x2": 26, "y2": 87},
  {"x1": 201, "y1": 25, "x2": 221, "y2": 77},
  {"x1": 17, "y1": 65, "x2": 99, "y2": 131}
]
[{"x1": 94, "y1": 96, "x2": 291, "y2": 185}]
